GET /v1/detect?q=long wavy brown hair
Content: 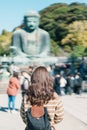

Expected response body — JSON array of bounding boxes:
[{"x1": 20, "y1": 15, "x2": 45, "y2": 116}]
[{"x1": 27, "y1": 66, "x2": 54, "y2": 106}]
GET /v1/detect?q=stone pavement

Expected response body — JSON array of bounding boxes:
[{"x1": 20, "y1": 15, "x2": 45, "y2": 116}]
[
  {"x1": 62, "y1": 93, "x2": 87, "y2": 125},
  {"x1": 0, "y1": 93, "x2": 87, "y2": 130},
  {"x1": 0, "y1": 94, "x2": 25, "y2": 130}
]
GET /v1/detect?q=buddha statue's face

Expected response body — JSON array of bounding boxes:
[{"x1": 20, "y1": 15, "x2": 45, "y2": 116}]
[{"x1": 25, "y1": 16, "x2": 39, "y2": 31}]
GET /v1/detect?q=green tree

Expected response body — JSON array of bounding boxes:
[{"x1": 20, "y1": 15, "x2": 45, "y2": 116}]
[
  {"x1": 50, "y1": 40, "x2": 60, "y2": 56},
  {"x1": 61, "y1": 20, "x2": 87, "y2": 54},
  {"x1": 0, "y1": 30, "x2": 12, "y2": 55}
]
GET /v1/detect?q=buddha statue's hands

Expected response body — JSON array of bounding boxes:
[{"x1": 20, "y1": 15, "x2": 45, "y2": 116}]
[
  {"x1": 10, "y1": 46, "x2": 47, "y2": 59},
  {"x1": 26, "y1": 53, "x2": 47, "y2": 58},
  {"x1": 10, "y1": 46, "x2": 28, "y2": 57},
  {"x1": 26, "y1": 55, "x2": 41, "y2": 58}
]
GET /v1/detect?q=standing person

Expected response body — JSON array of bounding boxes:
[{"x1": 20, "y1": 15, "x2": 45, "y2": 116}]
[
  {"x1": 59, "y1": 75, "x2": 67, "y2": 95},
  {"x1": 74, "y1": 73, "x2": 82, "y2": 94},
  {"x1": 20, "y1": 71, "x2": 31, "y2": 98},
  {"x1": 7, "y1": 70, "x2": 20, "y2": 113},
  {"x1": 54, "y1": 74, "x2": 61, "y2": 95},
  {"x1": 69, "y1": 74, "x2": 75, "y2": 94},
  {"x1": 20, "y1": 66, "x2": 64, "y2": 130}
]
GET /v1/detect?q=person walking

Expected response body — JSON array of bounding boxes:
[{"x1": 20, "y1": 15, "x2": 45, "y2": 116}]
[
  {"x1": 54, "y1": 74, "x2": 61, "y2": 95},
  {"x1": 59, "y1": 75, "x2": 67, "y2": 95},
  {"x1": 20, "y1": 66, "x2": 64, "y2": 130},
  {"x1": 74, "y1": 73, "x2": 83, "y2": 94},
  {"x1": 7, "y1": 69, "x2": 20, "y2": 113},
  {"x1": 20, "y1": 71, "x2": 31, "y2": 98}
]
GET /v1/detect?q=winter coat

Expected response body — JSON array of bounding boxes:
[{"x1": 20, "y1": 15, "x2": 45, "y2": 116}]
[{"x1": 7, "y1": 77, "x2": 20, "y2": 96}]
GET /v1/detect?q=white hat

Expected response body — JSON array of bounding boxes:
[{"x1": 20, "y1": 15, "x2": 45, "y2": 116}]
[
  {"x1": 13, "y1": 67, "x2": 20, "y2": 73},
  {"x1": 22, "y1": 71, "x2": 30, "y2": 81}
]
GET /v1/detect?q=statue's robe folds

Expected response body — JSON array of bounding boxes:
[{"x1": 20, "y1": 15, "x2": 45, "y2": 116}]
[{"x1": 10, "y1": 28, "x2": 58, "y2": 65}]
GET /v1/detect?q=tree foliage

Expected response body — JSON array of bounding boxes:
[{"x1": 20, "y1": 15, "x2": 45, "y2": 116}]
[
  {"x1": 39, "y1": 2, "x2": 87, "y2": 56},
  {"x1": 61, "y1": 20, "x2": 87, "y2": 56},
  {"x1": 0, "y1": 2, "x2": 87, "y2": 57},
  {"x1": 0, "y1": 30, "x2": 12, "y2": 55}
]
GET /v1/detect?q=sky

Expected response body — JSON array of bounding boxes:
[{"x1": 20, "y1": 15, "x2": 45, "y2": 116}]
[{"x1": 0, "y1": 0, "x2": 87, "y2": 34}]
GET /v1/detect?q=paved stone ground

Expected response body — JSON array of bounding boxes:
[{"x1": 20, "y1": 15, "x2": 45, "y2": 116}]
[
  {"x1": 0, "y1": 94, "x2": 25, "y2": 130},
  {"x1": 0, "y1": 93, "x2": 87, "y2": 130},
  {"x1": 62, "y1": 93, "x2": 87, "y2": 124}
]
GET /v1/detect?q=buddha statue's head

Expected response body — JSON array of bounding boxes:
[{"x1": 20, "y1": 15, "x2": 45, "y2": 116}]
[{"x1": 24, "y1": 10, "x2": 40, "y2": 31}]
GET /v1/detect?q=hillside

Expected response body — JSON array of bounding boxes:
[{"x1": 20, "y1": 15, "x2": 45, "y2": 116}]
[{"x1": 0, "y1": 2, "x2": 87, "y2": 57}]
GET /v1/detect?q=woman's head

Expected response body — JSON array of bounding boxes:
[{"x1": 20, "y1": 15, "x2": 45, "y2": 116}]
[
  {"x1": 13, "y1": 71, "x2": 19, "y2": 79},
  {"x1": 27, "y1": 66, "x2": 54, "y2": 106}
]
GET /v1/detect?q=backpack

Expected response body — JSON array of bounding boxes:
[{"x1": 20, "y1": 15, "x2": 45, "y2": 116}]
[
  {"x1": 21, "y1": 77, "x2": 30, "y2": 90},
  {"x1": 26, "y1": 107, "x2": 52, "y2": 130},
  {"x1": 74, "y1": 78, "x2": 81, "y2": 86},
  {"x1": 21, "y1": 77, "x2": 30, "y2": 96}
]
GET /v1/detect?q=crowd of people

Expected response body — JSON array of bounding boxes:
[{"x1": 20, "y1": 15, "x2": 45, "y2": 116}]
[
  {"x1": 54, "y1": 72, "x2": 83, "y2": 96},
  {"x1": 5, "y1": 60, "x2": 87, "y2": 128},
  {"x1": 0, "y1": 9, "x2": 87, "y2": 130},
  {"x1": 5, "y1": 65, "x2": 64, "y2": 130},
  {"x1": 53, "y1": 61, "x2": 87, "y2": 96},
  {"x1": 1, "y1": 55, "x2": 86, "y2": 130}
]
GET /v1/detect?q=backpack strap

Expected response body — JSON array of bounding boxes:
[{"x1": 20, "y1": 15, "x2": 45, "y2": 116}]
[
  {"x1": 44, "y1": 107, "x2": 52, "y2": 130},
  {"x1": 44, "y1": 108, "x2": 55, "y2": 130}
]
